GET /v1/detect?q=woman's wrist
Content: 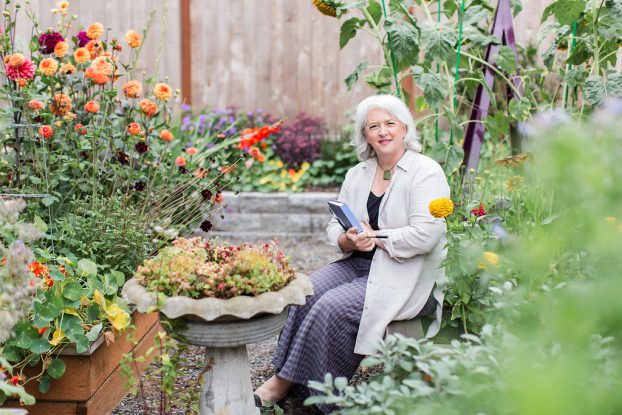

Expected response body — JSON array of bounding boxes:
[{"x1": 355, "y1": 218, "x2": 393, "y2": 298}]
[{"x1": 338, "y1": 232, "x2": 353, "y2": 253}]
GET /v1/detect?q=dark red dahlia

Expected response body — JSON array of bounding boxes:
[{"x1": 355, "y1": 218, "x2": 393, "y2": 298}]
[
  {"x1": 39, "y1": 31, "x2": 65, "y2": 54},
  {"x1": 117, "y1": 151, "x2": 129, "y2": 165},
  {"x1": 134, "y1": 142, "x2": 149, "y2": 154},
  {"x1": 200, "y1": 220, "x2": 213, "y2": 233},
  {"x1": 201, "y1": 188, "x2": 213, "y2": 200},
  {"x1": 134, "y1": 181, "x2": 146, "y2": 191}
]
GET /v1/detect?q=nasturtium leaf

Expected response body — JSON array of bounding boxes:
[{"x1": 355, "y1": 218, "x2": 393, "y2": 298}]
[
  {"x1": 77, "y1": 258, "x2": 97, "y2": 276},
  {"x1": 46, "y1": 359, "x2": 66, "y2": 379},
  {"x1": 86, "y1": 303, "x2": 102, "y2": 323},
  {"x1": 63, "y1": 281, "x2": 83, "y2": 301},
  {"x1": 13, "y1": 325, "x2": 39, "y2": 349},
  {"x1": 49, "y1": 270, "x2": 66, "y2": 282},
  {"x1": 29, "y1": 338, "x2": 52, "y2": 354},
  {"x1": 111, "y1": 270, "x2": 125, "y2": 288},
  {"x1": 39, "y1": 375, "x2": 51, "y2": 393},
  {"x1": 61, "y1": 315, "x2": 84, "y2": 338},
  {"x1": 492, "y1": 46, "x2": 518, "y2": 74},
  {"x1": 34, "y1": 297, "x2": 63, "y2": 321},
  {"x1": 345, "y1": 61, "x2": 369, "y2": 90},
  {"x1": 49, "y1": 327, "x2": 66, "y2": 346},
  {"x1": 86, "y1": 323, "x2": 103, "y2": 342},
  {"x1": 73, "y1": 334, "x2": 90, "y2": 354}
]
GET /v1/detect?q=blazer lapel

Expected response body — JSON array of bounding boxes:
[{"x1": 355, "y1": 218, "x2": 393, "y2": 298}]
[{"x1": 379, "y1": 150, "x2": 416, "y2": 214}]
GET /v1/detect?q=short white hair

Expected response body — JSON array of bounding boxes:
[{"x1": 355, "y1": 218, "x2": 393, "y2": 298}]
[{"x1": 352, "y1": 94, "x2": 421, "y2": 161}]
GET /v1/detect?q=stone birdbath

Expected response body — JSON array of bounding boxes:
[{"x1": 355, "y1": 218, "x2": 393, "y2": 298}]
[{"x1": 122, "y1": 273, "x2": 313, "y2": 415}]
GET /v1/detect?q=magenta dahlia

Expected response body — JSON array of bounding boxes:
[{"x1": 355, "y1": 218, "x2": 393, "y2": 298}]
[
  {"x1": 5, "y1": 58, "x2": 36, "y2": 81},
  {"x1": 38, "y1": 31, "x2": 65, "y2": 54},
  {"x1": 76, "y1": 30, "x2": 90, "y2": 47}
]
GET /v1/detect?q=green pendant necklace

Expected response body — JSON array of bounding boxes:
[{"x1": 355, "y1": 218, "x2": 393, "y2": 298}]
[{"x1": 378, "y1": 160, "x2": 394, "y2": 180}]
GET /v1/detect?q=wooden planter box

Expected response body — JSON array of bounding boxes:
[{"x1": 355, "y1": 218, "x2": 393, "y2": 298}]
[{"x1": 4, "y1": 311, "x2": 161, "y2": 415}]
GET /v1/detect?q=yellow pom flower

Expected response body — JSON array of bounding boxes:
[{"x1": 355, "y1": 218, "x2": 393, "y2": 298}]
[
  {"x1": 312, "y1": 0, "x2": 337, "y2": 17},
  {"x1": 428, "y1": 198, "x2": 454, "y2": 218},
  {"x1": 478, "y1": 251, "x2": 500, "y2": 270}
]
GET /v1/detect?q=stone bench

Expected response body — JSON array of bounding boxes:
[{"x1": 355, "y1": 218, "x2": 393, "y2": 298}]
[{"x1": 386, "y1": 318, "x2": 425, "y2": 339}]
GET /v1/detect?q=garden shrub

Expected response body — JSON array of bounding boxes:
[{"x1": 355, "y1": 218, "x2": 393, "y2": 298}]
[{"x1": 273, "y1": 113, "x2": 325, "y2": 169}]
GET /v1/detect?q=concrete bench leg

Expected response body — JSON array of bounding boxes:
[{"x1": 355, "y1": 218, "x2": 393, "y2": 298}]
[
  {"x1": 386, "y1": 318, "x2": 425, "y2": 339},
  {"x1": 199, "y1": 345, "x2": 259, "y2": 415}
]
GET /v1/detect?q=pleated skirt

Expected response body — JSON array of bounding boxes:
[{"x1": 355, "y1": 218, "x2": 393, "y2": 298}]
[{"x1": 272, "y1": 256, "x2": 372, "y2": 413}]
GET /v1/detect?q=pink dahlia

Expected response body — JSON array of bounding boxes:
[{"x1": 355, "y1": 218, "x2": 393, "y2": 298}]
[
  {"x1": 38, "y1": 31, "x2": 65, "y2": 54},
  {"x1": 6, "y1": 58, "x2": 36, "y2": 81}
]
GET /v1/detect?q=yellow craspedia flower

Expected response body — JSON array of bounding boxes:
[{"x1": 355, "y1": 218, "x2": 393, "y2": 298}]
[
  {"x1": 312, "y1": 0, "x2": 337, "y2": 17},
  {"x1": 506, "y1": 175, "x2": 524, "y2": 192},
  {"x1": 428, "y1": 198, "x2": 454, "y2": 218},
  {"x1": 478, "y1": 251, "x2": 500, "y2": 270}
]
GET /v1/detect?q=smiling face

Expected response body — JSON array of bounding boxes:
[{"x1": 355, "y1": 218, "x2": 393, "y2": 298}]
[{"x1": 364, "y1": 108, "x2": 407, "y2": 159}]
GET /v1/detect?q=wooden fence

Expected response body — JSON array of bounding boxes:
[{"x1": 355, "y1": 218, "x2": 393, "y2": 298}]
[{"x1": 13, "y1": 0, "x2": 552, "y2": 131}]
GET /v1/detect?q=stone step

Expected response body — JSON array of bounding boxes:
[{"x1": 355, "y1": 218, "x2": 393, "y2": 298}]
[{"x1": 209, "y1": 191, "x2": 338, "y2": 238}]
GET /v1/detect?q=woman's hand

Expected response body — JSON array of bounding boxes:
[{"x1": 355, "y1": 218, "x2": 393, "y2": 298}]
[
  {"x1": 361, "y1": 221, "x2": 386, "y2": 251},
  {"x1": 338, "y1": 227, "x2": 375, "y2": 253}
]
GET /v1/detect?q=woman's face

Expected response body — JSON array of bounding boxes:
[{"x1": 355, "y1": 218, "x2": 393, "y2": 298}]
[{"x1": 364, "y1": 108, "x2": 407, "y2": 159}]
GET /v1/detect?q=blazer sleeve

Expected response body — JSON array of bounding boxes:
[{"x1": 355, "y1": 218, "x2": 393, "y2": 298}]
[
  {"x1": 382, "y1": 162, "x2": 450, "y2": 261},
  {"x1": 327, "y1": 169, "x2": 352, "y2": 254}
]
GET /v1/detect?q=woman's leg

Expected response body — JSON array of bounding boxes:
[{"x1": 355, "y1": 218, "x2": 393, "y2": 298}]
[{"x1": 256, "y1": 258, "x2": 366, "y2": 404}]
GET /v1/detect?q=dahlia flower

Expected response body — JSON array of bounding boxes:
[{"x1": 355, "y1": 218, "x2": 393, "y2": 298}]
[
  {"x1": 153, "y1": 82, "x2": 172, "y2": 101},
  {"x1": 39, "y1": 58, "x2": 59, "y2": 76},
  {"x1": 38, "y1": 31, "x2": 64, "y2": 54},
  {"x1": 139, "y1": 99, "x2": 157, "y2": 117},
  {"x1": 76, "y1": 30, "x2": 90, "y2": 47},
  {"x1": 122, "y1": 80, "x2": 142, "y2": 98},
  {"x1": 86, "y1": 22, "x2": 104, "y2": 39},
  {"x1": 124, "y1": 30, "x2": 142, "y2": 48},
  {"x1": 5, "y1": 58, "x2": 36, "y2": 80}
]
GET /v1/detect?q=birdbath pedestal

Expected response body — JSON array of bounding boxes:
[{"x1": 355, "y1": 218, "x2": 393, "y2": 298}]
[{"x1": 181, "y1": 312, "x2": 288, "y2": 415}]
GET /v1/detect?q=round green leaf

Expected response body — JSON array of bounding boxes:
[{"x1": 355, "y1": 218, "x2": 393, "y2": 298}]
[
  {"x1": 63, "y1": 281, "x2": 83, "y2": 302},
  {"x1": 39, "y1": 375, "x2": 51, "y2": 393},
  {"x1": 46, "y1": 359, "x2": 66, "y2": 379},
  {"x1": 78, "y1": 258, "x2": 98, "y2": 276},
  {"x1": 29, "y1": 338, "x2": 52, "y2": 354}
]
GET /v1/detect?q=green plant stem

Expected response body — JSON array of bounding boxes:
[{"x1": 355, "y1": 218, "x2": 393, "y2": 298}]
[{"x1": 460, "y1": 51, "x2": 523, "y2": 98}]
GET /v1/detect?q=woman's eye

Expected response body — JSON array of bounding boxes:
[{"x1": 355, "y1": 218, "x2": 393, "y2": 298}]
[
  {"x1": 369, "y1": 125, "x2": 378, "y2": 130},
  {"x1": 387, "y1": 122, "x2": 395, "y2": 126}
]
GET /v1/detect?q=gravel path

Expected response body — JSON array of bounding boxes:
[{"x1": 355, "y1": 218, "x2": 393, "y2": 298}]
[{"x1": 112, "y1": 235, "x2": 377, "y2": 415}]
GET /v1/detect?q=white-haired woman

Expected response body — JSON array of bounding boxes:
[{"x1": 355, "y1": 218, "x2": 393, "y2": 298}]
[{"x1": 255, "y1": 94, "x2": 450, "y2": 412}]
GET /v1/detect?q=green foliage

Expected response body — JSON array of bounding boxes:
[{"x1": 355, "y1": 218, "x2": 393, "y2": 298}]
[
  {"x1": 49, "y1": 196, "x2": 150, "y2": 277},
  {"x1": 135, "y1": 237, "x2": 297, "y2": 298}
]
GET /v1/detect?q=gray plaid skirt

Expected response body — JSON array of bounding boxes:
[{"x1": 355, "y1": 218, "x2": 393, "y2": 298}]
[{"x1": 272, "y1": 256, "x2": 372, "y2": 413}]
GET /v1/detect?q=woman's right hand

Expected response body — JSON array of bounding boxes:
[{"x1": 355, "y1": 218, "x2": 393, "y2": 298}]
[{"x1": 338, "y1": 227, "x2": 375, "y2": 253}]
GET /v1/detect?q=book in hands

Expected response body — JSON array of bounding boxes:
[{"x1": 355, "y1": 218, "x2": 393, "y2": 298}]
[{"x1": 327, "y1": 200, "x2": 364, "y2": 234}]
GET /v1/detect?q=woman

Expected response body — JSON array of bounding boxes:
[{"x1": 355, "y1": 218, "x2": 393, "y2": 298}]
[{"x1": 255, "y1": 94, "x2": 450, "y2": 412}]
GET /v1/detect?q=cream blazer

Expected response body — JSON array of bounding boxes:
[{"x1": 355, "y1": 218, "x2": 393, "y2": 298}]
[{"x1": 327, "y1": 150, "x2": 450, "y2": 355}]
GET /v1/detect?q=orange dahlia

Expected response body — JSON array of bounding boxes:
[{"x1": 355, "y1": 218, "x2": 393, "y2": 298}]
[
  {"x1": 175, "y1": 156, "x2": 186, "y2": 167},
  {"x1": 50, "y1": 93, "x2": 72, "y2": 116},
  {"x1": 122, "y1": 80, "x2": 142, "y2": 98},
  {"x1": 86, "y1": 22, "x2": 104, "y2": 39},
  {"x1": 39, "y1": 58, "x2": 59, "y2": 76},
  {"x1": 28, "y1": 100, "x2": 45, "y2": 111},
  {"x1": 124, "y1": 30, "x2": 142, "y2": 48},
  {"x1": 128, "y1": 122, "x2": 142, "y2": 135},
  {"x1": 159, "y1": 129, "x2": 173, "y2": 142},
  {"x1": 74, "y1": 47, "x2": 90, "y2": 64},
  {"x1": 84, "y1": 67, "x2": 109, "y2": 85},
  {"x1": 85, "y1": 40, "x2": 104, "y2": 59},
  {"x1": 90, "y1": 56, "x2": 114, "y2": 76},
  {"x1": 153, "y1": 82, "x2": 172, "y2": 101},
  {"x1": 38, "y1": 125, "x2": 54, "y2": 139},
  {"x1": 138, "y1": 98, "x2": 157, "y2": 117},
  {"x1": 6, "y1": 53, "x2": 25, "y2": 68},
  {"x1": 84, "y1": 100, "x2": 99, "y2": 113},
  {"x1": 54, "y1": 41, "x2": 68, "y2": 58},
  {"x1": 59, "y1": 62, "x2": 76, "y2": 75}
]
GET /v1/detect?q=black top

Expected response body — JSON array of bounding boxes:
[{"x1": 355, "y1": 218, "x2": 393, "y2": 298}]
[{"x1": 351, "y1": 191, "x2": 384, "y2": 260}]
